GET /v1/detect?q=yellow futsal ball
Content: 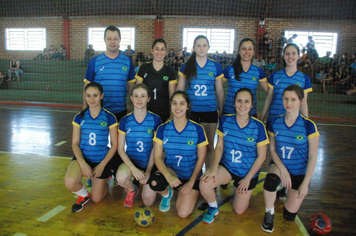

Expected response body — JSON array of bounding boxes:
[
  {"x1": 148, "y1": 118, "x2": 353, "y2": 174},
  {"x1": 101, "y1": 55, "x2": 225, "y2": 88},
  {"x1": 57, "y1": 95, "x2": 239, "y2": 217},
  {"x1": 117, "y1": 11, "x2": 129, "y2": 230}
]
[{"x1": 134, "y1": 206, "x2": 155, "y2": 227}]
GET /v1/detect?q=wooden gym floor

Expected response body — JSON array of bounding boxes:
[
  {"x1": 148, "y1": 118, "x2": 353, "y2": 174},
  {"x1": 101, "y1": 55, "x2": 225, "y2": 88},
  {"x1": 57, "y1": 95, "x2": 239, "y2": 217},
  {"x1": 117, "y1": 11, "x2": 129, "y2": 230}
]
[{"x1": 0, "y1": 104, "x2": 355, "y2": 236}]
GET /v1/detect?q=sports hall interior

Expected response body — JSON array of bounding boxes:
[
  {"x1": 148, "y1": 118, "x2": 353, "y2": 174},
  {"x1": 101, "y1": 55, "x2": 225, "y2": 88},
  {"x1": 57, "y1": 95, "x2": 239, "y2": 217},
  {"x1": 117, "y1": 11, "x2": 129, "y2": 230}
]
[{"x1": 0, "y1": 0, "x2": 355, "y2": 235}]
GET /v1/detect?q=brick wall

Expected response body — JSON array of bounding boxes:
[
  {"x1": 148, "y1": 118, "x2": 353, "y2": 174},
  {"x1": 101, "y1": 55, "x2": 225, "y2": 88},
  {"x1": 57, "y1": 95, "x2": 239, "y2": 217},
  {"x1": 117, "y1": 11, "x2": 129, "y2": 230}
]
[{"x1": 0, "y1": 16, "x2": 355, "y2": 60}]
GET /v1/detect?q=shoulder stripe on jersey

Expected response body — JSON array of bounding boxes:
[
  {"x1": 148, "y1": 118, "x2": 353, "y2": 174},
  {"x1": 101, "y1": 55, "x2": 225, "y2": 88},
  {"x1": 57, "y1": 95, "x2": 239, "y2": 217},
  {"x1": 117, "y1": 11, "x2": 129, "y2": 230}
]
[
  {"x1": 257, "y1": 139, "x2": 270, "y2": 147},
  {"x1": 109, "y1": 123, "x2": 118, "y2": 129},
  {"x1": 83, "y1": 78, "x2": 90, "y2": 83},
  {"x1": 308, "y1": 132, "x2": 320, "y2": 139},
  {"x1": 268, "y1": 83, "x2": 274, "y2": 89},
  {"x1": 178, "y1": 71, "x2": 185, "y2": 78},
  {"x1": 135, "y1": 75, "x2": 143, "y2": 81},
  {"x1": 216, "y1": 74, "x2": 224, "y2": 80},
  {"x1": 72, "y1": 121, "x2": 80, "y2": 127},
  {"x1": 216, "y1": 129, "x2": 224, "y2": 137},
  {"x1": 197, "y1": 140, "x2": 209, "y2": 148},
  {"x1": 128, "y1": 79, "x2": 136, "y2": 83},
  {"x1": 118, "y1": 129, "x2": 126, "y2": 135},
  {"x1": 153, "y1": 136, "x2": 163, "y2": 144},
  {"x1": 259, "y1": 77, "x2": 267, "y2": 81},
  {"x1": 169, "y1": 79, "x2": 178, "y2": 84},
  {"x1": 300, "y1": 114, "x2": 319, "y2": 132},
  {"x1": 304, "y1": 88, "x2": 313, "y2": 93},
  {"x1": 268, "y1": 130, "x2": 275, "y2": 136}
]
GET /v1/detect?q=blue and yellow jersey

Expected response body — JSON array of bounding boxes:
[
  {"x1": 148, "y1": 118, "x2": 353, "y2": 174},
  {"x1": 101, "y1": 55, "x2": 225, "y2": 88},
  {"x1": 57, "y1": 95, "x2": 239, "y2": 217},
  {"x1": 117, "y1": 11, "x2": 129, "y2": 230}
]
[
  {"x1": 218, "y1": 114, "x2": 269, "y2": 178},
  {"x1": 179, "y1": 59, "x2": 224, "y2": 112},
  {"x1": 153, "y1": 119, "x2": 208, "y2": 180},
  {"x1": 267, "y1": 69, "x2": 312, "y2": 121},
  {"x1": 84, "y1": 52, "x2": 135, "y2": 114},
  {"x1": 119, "y1": 111, "x2": 161, "y2": 169},
  {"x1": 268, "y1": 114, "x2": 319, "y2": 175},
  {"x1": 223, "y1": 64, "x2": 267, "y2": 116},
  {"x1": 72, "y1": 108, "x2": 118, "y2": 163}
]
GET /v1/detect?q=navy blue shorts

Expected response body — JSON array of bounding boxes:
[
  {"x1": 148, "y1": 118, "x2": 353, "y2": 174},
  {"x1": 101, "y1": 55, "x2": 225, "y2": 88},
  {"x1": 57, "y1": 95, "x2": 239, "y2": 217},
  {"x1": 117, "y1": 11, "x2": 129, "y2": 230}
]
[
  {"x1": 220, "y1": 162, "x2": 258, "y2": 190},
  {"x1": 190, "y1": 111, "x2": 218, "y2": 123},
  {"x1": 72, "y1": 156, "x2": 112, "y2": 179}
]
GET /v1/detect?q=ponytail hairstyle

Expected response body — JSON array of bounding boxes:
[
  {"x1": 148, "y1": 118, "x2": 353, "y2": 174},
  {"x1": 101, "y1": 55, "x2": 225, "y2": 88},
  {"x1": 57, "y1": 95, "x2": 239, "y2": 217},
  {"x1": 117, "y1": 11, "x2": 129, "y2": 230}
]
[
  {"x1": 183, "y1": 35, "x2": 210, "y2": 86},
  {"x1": 80, "y1": 82, "x2": 104, "y2": 118},
  {"x1": 232, "y1": 38, "x2": 255, "y2": 81}
]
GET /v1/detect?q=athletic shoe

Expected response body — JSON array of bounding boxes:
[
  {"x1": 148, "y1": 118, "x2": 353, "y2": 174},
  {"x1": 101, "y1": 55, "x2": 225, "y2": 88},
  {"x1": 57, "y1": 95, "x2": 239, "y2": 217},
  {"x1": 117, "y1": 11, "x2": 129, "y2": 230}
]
[
  {"x1": 124, "y1": 187, "x2": 139, "y2": 208},
  {"x1": 198, "y1": 202, "x2": 209, "y2": 211},
  {"x1": 277, "y1": 187, "x2": 287, "y2": 199},
  {"x1": 159, "y1": 187, "x2": 173, "y2": 212},
  {"x1": 87, "y1": 178, "x2": 92, "y2": 187},
  {"x1": 202, "y1": 207, "x2": 219, "y2": 224},
  {"x1": 261, "y1": 212, "x2": 274, "y2": 233},
  {"x1": 220, "y1": 183, "x2": 229, "y2": 189},
  {"x1": 71, "y1": 191, "x2": 90, "y2": 213}
]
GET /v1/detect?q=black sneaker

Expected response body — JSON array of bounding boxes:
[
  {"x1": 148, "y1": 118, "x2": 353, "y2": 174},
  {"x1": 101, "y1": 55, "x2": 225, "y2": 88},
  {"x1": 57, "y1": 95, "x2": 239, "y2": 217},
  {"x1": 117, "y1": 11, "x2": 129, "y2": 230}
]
[
  {"x1": 277, "y1": 187, "x2": 287, "y2": 199},
  {"x1": 261, "y1": 212, "x2": 274, "y2": 233},
  {"x1": 71, "y1": 192, "x2": 90, "y2": 212}
]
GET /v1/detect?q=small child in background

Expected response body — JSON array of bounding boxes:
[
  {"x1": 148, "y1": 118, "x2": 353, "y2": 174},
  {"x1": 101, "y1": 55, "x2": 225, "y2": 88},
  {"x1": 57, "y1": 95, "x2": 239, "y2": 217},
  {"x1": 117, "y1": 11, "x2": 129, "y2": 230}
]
[
  {"x1": 220, "y1": 51, "x2": 229, "y2": 64},
  {"x1": 135, "y1": 61, "x2": 142, "y2": 73},
  {"x1": 265, "y1": 57, "x2": 277, "y2": 77},
  {"x1": 316, "y1": 68, "x2": 334, "y2": 94}
]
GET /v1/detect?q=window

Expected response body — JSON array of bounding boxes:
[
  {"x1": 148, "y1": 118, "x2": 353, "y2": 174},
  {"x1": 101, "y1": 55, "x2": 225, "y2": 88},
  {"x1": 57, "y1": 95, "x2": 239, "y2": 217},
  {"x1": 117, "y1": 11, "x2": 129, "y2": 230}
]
[
  {"x1": 88, "y1": 27, "x2": 135, "y2": 51},
  {"x1": 182, "y1": 28, "x2": 235, "y2": 54},
  {"x1": 6, "y1": 28, "x2": 46, "y2": 51},
  {"x1": 285, "y1": 31, "x2": 338, "y2": 57}
]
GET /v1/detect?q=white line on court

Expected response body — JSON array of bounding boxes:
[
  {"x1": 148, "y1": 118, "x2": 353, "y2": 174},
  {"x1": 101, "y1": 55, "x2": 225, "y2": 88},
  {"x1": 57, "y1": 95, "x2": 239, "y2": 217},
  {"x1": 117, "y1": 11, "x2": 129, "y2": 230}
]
[
  {"x1": 317, "y1": 123, "x2": 356, "y2": 127},
  {"x1": 37, "y1": 205, "x2": 66, "y2": 222},
  {"x1": 296, "y1": 216, "x2": 310, "y2": 236},
  {"x1": 54, "y1": 141, "x2": 67, "y2": 146},
  {"x1": 0, "y1": 106, "x2": 77, "y2": 113},
  {"x1": 13, "y1": 233, "x2": 27, "y2": 236}
]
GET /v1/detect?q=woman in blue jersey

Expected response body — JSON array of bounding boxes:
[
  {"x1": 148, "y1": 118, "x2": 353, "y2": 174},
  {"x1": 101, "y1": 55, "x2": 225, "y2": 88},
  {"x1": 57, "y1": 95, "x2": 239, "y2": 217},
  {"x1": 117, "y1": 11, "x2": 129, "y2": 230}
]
[
  {"x1": 148, "y1": 91, "x2": 208, "y2": 218},
  {"x1": 115, "y1": 84, "x2": 161, "y2": 208},
  {"x1": 223, "y1": 38, "x2": 268, "y2": 117},
  {"x1": 177, "y1": 35, "x2": 224, "y2": 169},
  {"x1": 199, "y1": 88, "x2": 269, "y2": 224},
  {"x1": 65, "y1": 82, "x2": 118, "y2": 213},
  {"x1": 261, "y1": 43, "x2": 312, "y2": 122},
  {"x1": 261, "y1": 85, "x2": 319, "y2": 233}
]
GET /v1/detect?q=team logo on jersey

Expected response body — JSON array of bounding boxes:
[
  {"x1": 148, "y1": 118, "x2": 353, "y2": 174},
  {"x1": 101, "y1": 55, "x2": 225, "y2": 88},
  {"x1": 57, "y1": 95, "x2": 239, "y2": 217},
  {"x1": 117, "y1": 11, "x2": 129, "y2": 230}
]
[
  {"x1": 275, "y1": 131, "x2": 278, "y2": 136},
  {"x1": 147, "y1": 129, "x2": 153, "y2": 133},
  {"x1": 122, "y1": 67, "x2": 127, "y2": 71},
  {"x1": 296, "y1": 135, "x2": 304, "y2": 140},
  {"x1": 101, "y1": 122, "x2": 107, "y2": 127},
  {"x1": 99, "y1": 66, "x2": 105, "y2": 71},
  {"x1": 252, "y1": 77, "x2": 257, "y2": 81},
  {"x1": 163, "y1": 76, "x2": 169, "y2": 81},
  {"x1": 275, "y1": 80, "x2": 280, "y2": 85},
  {"x1": 296, "y1": 83, "x2": 301, "y2": 87},
  {"x1": 187, "y1": 140, "x2": 194, "y2": 145},
  {"x1": 247, "y1": 137, "x2": 255, "y2": 142},
  {"x1": 231, "y1": 75, "x2": 235, "y2": 79},
  {"x1": 126, "y1": 128, "x2": 131, "y2": 134},
  {"x1": 144, "y1": 73, "x2": 148, "y2": 78},
  {"x1": 209, "y1": 72, "x2": 214, "y2": 76},
  {"x1": 163, "y1": 138, "x2": 169, "y2": 144},
  {"x1": 80, "y1": 120, "x2": 85, "y2": 126},
  {"x1": 223, "y1": 130, "x2": 228, "y2": 136}
]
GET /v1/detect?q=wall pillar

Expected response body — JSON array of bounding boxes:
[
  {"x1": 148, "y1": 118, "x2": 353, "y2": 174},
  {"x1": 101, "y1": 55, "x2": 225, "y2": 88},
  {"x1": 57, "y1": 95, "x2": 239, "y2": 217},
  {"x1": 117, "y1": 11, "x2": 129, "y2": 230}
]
[
  {"x1": 154, "y1": 18, "x2": 163, "y2": 39},
  {"x1": 63, "y1": 19, "x2": 70, "y2": 60}
]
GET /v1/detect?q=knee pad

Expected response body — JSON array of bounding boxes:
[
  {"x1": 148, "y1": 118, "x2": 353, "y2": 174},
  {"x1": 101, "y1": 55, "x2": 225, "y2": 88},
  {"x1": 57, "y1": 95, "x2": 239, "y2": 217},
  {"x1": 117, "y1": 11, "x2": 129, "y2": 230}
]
[
  {"x1": 263, "y1": 173, "x2": 281, "y2": 192},
  {"x1": 283, "y1": 206, "x2": 298, "y2": 221},
  {"x1": 148, "y1": 172, "x2": 168, "y2": 192}
]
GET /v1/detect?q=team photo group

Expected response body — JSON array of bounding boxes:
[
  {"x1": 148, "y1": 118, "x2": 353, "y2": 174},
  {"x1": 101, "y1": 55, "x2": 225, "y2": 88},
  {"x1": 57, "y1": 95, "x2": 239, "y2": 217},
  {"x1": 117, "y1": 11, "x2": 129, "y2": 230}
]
[{"x1": 64, "y1": 25, "x2": 320, "y2": 233}]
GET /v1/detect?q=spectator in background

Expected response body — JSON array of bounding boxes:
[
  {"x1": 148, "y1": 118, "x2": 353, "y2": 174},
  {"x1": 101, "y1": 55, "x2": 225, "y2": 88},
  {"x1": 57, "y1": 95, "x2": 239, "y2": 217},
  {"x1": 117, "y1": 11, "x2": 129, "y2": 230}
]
[
  {"x1": 306, "y1": 46, "x2": 319, "y2": 65},
  {"x1": 262, "y1": 32, "x2": 273, "y2": 58},
  {"x1": 0, "y1": 70, "x2": 9, "y2": 89},
  {"x1": 34, "y1": 48, "x2": 49, "y2": 60},
  {"x1": 287, "y1": 34, "x2": 298, "y2": 43},
  {"x1": 146, "y1": 53, "x2": 153, "y2": 62},
  {"x1": 182, "y1": 47, "x2": 190, "y2": 60},
  {"x1": 135, "y1": 60, "x2": 142, "y2": 73},
  {"x1": 174, "y1": 50, "x2": 185, "y2": 71},
  {"x1": 265, "y1": 57, "x2": 277, "y2": 77},
  {"x1": 220, "y1": 51, "x2": 229, "y2": 64},
  {"x1": 8, "y1": 55, "x2": 23, "y2": 82},
  {"x1": 277, "y1": 32, "x2": 288, "y2": 63},
  {"x1": 306, "y1": 36, "x2": 315, "y2": 49},
  {"x1": 167, "y1": 48, "x2": 175, "y2": 64},
  {"x1": 338, "y1": 53, "x2": 348, "y2": 67},
  {"x1": 319, "y1": 51, "x2": 332, "y2": 69},
  {"x1": 55, "y1": 45, "x2": 66, "y2": 60},
  {"x1": 124, "y1": 45, "x2": 136, "y2": 63},
  {"x1": 84, "y1": 44, "x2": 95, "y2": 65},
  {"x1": 212, "y1": 51, "x2": 220, "y2": 62},
  {"x1": 316, "y1": 68, "x2": 333, "y2": 94},
  {"x1": 48, "y1": 45, "x2": 56, "y2": 60},
  {"x1": 348, "y1": 53, "x2": 356, "y2": 66},
  {"x1": 350, "y1": 58, "x2": 356, "y2": 74},
  {"x1": 253, "y1": 54, "x2": 266, "y2": 68},
  {"x1": 230, "y1": 50, "x2": 237, "y2": 63}
]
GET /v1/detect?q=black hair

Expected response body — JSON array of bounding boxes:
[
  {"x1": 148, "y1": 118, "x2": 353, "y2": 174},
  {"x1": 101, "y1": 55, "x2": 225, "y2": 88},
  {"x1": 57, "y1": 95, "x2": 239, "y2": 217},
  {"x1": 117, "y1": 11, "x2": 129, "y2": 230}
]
[
  {"x1": 170, "y1": 90, "x2": 191, "y2": 119},
  {"x1": 283, "y1": 84, "x2": 304, "y2": 101},
  {"x1": 183, "y1": 35, "x2": 210, "y2": 86},
  {"x1": 80, "y1": 82, "x2": 104, "y2": 118},
  {"x1": 232, "y1": 38, "x2": 255, "y2": 81},
  {"x1": 152, "y1": 38, "x2": 167, "y2": 50},
  {"x1": 104, "y1": 25, "x2": 121, "y2": 39}
]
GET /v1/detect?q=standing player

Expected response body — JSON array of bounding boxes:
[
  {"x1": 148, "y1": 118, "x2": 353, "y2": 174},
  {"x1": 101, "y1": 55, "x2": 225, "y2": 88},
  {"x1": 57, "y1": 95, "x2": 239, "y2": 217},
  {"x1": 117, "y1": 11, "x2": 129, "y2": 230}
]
[
  {"x1": 223, "y1": 38, "x2": 268, "y2": 117},
  {"x1": 64, "y1": 82, "x2": 118, "y2": 212},
  {"x1": 148, "y1": 91, "x2": 208, "y2": 218},
  {"x1": 116, "y1": 84, "x2": 161, "y2": 208},
  {"x1": 261, "y1": 43, "x2": 312, "y2": 123},
  {"x1": 261, "y1": 85, "x2": 319, "y2": 233},
  {"x1": 136, "y1": 38, "x2": 177, "y2": 122},
  {"x1": 177, "y1": 35, "x2": 224, "y2": 169},
  {"x1": 200, "y1": 88, "x2": 269, "y2": 224},
  {"x1": 83, "y1": 25, "x2": 135, "y2": 186}
]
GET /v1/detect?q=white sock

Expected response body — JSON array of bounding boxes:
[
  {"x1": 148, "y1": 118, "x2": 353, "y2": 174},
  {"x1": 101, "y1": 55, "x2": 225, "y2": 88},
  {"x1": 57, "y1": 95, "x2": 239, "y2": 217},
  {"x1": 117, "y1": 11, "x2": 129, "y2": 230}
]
[
  {"x1": 73, "y1": 186, "x2": 88, "y2": 197},
  {"x1": 208, "y1": 200, "x2": 218, "y2": 208},
  {"x1": 266, "y1": 207, "x2": 275, "y2": 215},
  {"x1": 162, "y1": 188, "x2": 170, "y2": 198}
]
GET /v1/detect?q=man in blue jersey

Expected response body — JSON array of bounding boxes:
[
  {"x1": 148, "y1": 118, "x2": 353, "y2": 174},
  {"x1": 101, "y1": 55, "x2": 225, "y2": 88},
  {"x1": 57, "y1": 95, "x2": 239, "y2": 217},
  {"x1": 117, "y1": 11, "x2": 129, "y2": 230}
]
[
  {"x1": 83, "y1": 25, "x2": 136, "y2": 183},
  {"x1": 83, "y1": 25, "x2": 135, "y2": 120}
]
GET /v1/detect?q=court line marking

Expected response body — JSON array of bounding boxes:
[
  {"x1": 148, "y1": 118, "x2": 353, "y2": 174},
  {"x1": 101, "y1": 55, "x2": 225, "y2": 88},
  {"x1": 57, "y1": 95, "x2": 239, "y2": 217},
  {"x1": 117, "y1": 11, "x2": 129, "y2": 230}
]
[
  {"x1": 54, "y1": 141, "x2": 67, "y2": 146},
  {"x1": 13, "y1": 233, "x2": 27, "y2": 236},
  {"x1": 37, "y1": 205, "x2": 66, "y2": 222},
  {"x1": 0, "y1": 106, "x2": 78, "y2": 113},
  {"x1": 296, "y1": 215, "x2": 310, "y2": 236},
  {"x1": 317, "y1": 123, "x2": 356, "y2": 127}
]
